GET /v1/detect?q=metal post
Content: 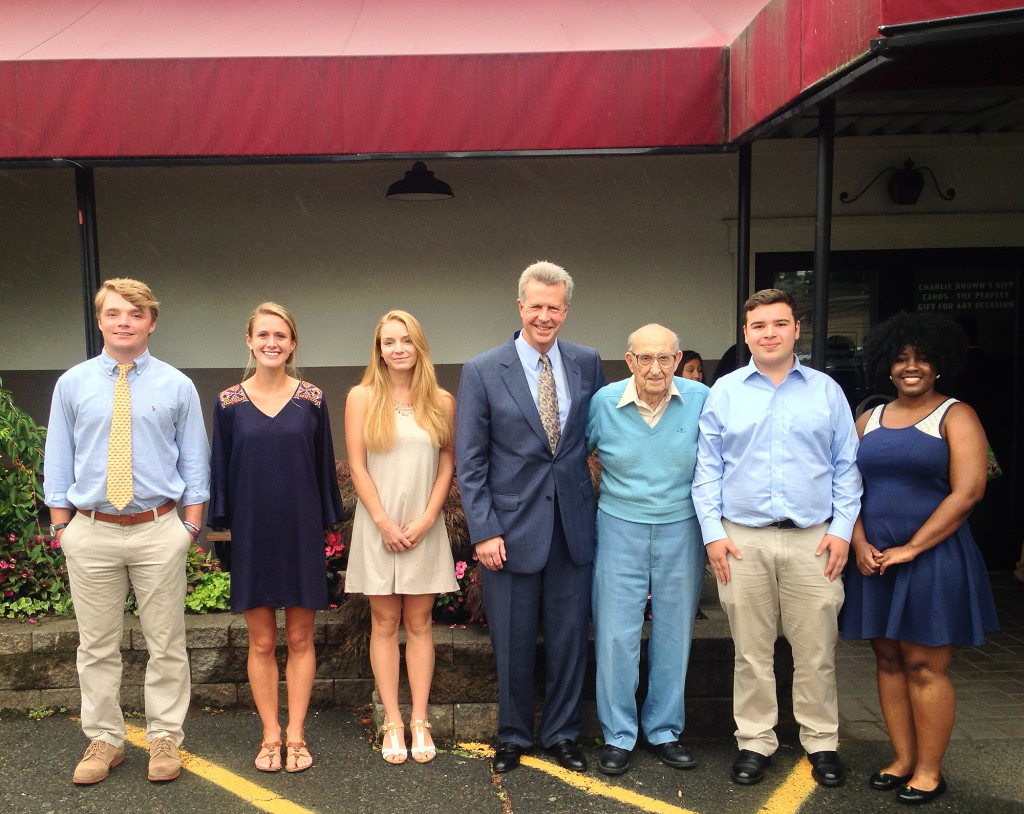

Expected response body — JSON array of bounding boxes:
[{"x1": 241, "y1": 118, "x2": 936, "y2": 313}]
[
  {"x1": 74, "y1": 166, "x2": 103, "y2": 358},
  {"x1": 736, "y1": 143, "x2": 752, "y2": 366},
  {"x1": 811, "y1": 99, "x2": 835, "y2": 371}
]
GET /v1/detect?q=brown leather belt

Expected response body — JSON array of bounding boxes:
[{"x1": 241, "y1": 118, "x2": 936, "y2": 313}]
[{"x1": 78, "y1": 500, "x2": 176, "y2": 525}]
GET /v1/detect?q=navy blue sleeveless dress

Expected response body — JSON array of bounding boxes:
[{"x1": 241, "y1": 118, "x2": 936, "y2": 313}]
[{"x1": 840, "y1": 399, "x2": 998, "y2": 647}]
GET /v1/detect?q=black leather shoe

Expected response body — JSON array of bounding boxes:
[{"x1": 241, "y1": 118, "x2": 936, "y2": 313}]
[
  {"x1": 546, "y1": 739, "x2": 587, "y2": 772},
  {"x1": 492, "y1": 742, "x2": 527, "y2": 773},
  {"x1": 807, "y1": 751, "x2": 846, "y2": 787},
  {"x1": 654, "y1": 740, "x2": 695, "y2": 769},
  {"x1": 731, "y1": 749, "x2": 770, "y2": 785},
  {"x1": 869, "y1": 770, "x2": 914, "y2": 791},
  {"x1": 597, "y1": 745, "x2": 633, "y2": 775},
  {"x1": 896, "y1": 776, "x2": 947, "y2": 805}
]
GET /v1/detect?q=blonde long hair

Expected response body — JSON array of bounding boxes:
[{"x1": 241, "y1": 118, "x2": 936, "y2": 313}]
[
  {"x1": 359, "y1": 310, "x2": 452, "y2": 452},
  {"x1": 243, "y1": 302, "x2": 301, "y2": 380}
]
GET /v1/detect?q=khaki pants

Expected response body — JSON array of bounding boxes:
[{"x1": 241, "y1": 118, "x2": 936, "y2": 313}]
[
  {"x1": 61, "y1": 509, "x2": 192, "y2": 748},
  {"x1": 718, "y1": 519, "x2": 844, "y2": 756}
]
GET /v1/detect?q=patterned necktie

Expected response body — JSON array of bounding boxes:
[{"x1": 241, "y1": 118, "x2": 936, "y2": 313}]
[
  {"x1": 538, "y1": 353, "x2": 560, "y2": 453},
  {"x1": 106, "y1": 362, "x2": 136, "y2": 510}
]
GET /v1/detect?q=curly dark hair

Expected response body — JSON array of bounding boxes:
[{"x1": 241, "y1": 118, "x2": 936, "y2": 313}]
[{"x1": 863, "y1": 311, "x2": 969, "y2": 385}]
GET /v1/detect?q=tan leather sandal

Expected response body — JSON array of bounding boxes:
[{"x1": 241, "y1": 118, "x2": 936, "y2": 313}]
[
  {"x1": 285, "y1": 741, "x2": 313, "y2": 773},
  {"x1": 254, "y1": 740, "x2": 282, "y2": 772}
]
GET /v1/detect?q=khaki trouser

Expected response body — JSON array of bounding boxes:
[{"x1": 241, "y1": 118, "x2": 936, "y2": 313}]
[
  {"x1": 718, "y1": 519, "x2": 845, "y2": 756},
  {"x1": 61, "y1": 508, "x2": 192, "y2": 748}
]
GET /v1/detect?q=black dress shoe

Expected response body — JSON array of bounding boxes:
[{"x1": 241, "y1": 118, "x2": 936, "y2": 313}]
[
  {"x1": 653, "y1": 741, "x2": 695, "y2": 769},
  {"x1": 597, "y1": 745, "x2": 633, "y2": 775},
  {"x1": 731, "y1": 749, "x2": 770, "y2": 785},
  {"x1": 546, "y1": 739, "x2": 587, "y2": 772},
  {"x1": 869, "y1": 770, "x2": 914, "y2": 791},
  {"x1": 807, "y1": 750, "x2": 846, "y2": 787},
  {"x1": 896, "y1": 776, "x2": 947, "y2": 805},
  {"x1": 492, "y1": 742, "x2": 527, "y2": 773}
]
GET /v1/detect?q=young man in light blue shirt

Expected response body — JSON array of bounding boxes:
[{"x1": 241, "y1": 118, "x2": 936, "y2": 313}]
[
  {"x1": 693, "y1": 289, "x2": 861, "y2": 788},
  {"x1": 45, "y1": 278, "x2": 210, "y2": 786}
]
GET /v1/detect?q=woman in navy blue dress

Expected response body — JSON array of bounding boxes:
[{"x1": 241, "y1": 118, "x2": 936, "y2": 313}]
[
  {"x1": 209, "y1": 303, "x2": 344, "y2": 774},
  {"x1": 841, "y1": 312, "x2": 997, "y2": 805}
]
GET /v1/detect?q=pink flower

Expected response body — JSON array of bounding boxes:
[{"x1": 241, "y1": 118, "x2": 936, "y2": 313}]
[
  {"x1": 29, "y1": 618, "x2": 37, "y2": 624},
  {"x1": 196, "y1": 547, "x2": 205, "y2": 553},
  {"x1": 0, "y1": 562, "x2": 7, "y2": 570},
  {"x1": 3, "y1": 590, "x2": 12, "y2": 598},
  {"x1": 50, "y1": 540, "x2": 60, "y2": 550},
  {"x1": 454, "y1": 560, "x2": 467, "y2": 580}
]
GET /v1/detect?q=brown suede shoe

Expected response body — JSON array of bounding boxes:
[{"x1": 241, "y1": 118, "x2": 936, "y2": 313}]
[
  {"x1": 148, "y1": 736, "x2": 181, "y2": 782},
  {"x1": 73, "y1": 739, "x2": 125, "y2": 785}
]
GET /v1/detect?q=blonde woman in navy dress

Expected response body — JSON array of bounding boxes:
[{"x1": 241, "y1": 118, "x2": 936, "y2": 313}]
[
  {"x1": 345, "y1": 310, "x2": 458, "y2": 765},
  {"x1": 841, "y1": 312, "x2": 997, "y2": 805},
  {"x1": 209, "y1": 303, "x2": 344, "y2": 774}
]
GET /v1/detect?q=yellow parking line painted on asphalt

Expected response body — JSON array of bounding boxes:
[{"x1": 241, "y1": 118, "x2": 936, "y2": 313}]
[
  {"x1": 756, "y1": 758, "x2": 818, "y2": 814},
  {"x1": 458, "y1": 742, "x2": 701, "y2": 814},
  {"x1": 124, "y1": 723, "x2": 316, "y2": 814}
]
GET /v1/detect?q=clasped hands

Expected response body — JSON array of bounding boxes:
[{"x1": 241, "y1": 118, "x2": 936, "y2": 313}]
[
  {"x1": 853, "y1": 539, "x2": 915, "y2": 576},
  {"x1": 376, "y1": 514, "x2": 432, "y2": 553}
]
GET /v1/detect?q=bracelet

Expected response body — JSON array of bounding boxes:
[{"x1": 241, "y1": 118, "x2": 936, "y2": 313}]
[{"x1": 183, "y1": 521, "x2": 201, "y2": 540}]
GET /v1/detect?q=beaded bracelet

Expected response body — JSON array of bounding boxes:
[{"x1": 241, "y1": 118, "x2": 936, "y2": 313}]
[{"x1": 183, "y1": 521, "x2": 201, "y2": 541}]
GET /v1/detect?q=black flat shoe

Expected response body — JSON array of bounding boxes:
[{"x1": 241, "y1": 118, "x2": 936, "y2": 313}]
[
  {"x1": 597, "y1": 745, "x2": 633, "y2": 775},
  {"x1": 896, "y1": 776, "x2": 947, "y2": 805},
  {"x1": 653, "y1": 741, "x2": 695, "y2": 769},
  {"x1": 492, "y1": 742, "x2": 527, "y2": 773},
  {"x1": 731, "y1": 749, "x2": 770, "y2": 785},
  {"x1": 869, "y1": 770, "x2": 914, "y2": 791},
  {"x1": 546, "y1": 739, "x2": 587, "y2": 772},
  {"x1": 807, "y1": 750, "x2": 846, "y2": 787}
]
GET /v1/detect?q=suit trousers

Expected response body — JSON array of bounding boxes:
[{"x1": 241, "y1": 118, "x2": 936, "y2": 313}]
[
  {"x1": 481, "y1": 514, "x2": 592, "y2": 748},
  {"x1": 592, "y1": 511, "x2": 705, "y2": 749},
  {"x1": 717, "y1": 519, "x2": 844, "y2": 756},
  {"x1": 60, "y1": 508, "x2": 192, "y2": 748}
]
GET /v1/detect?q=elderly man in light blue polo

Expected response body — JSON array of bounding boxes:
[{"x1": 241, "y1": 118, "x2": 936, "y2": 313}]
[{"x1": 586, "y1": 323, "x2": 709, "y2": 775}]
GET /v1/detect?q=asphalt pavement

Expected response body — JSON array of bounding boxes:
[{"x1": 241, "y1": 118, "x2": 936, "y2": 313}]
[{"x1": 2, "y1": 705, "x2": 1022, "y2": 814}]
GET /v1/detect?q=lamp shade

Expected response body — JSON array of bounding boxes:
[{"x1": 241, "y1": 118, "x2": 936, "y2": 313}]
[{"x1": 386, "y1": 161, "x2": 454, "y2": 200}]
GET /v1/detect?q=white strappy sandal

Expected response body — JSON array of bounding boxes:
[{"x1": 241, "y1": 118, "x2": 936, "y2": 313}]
[
  {"x1": 381, "y1": 721, "x2": 408, "y2": 765},
  {"x1": 410, "y1": 719, "x2": 436, "y2": 764}
]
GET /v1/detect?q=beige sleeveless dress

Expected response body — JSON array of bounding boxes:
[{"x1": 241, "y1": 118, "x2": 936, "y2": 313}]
[{"x1": 345, "y1": 407, "x2": 459, "y2": 595}]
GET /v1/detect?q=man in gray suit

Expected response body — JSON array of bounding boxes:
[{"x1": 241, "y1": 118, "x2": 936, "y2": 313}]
[{"x1": 456, "y1": 261, "x2": 606, "y2": 773}]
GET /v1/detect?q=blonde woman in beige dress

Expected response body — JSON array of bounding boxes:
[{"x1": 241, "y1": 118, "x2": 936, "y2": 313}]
[{"x1": 345, "y1": 310, "x2": 458, "y2": 765}]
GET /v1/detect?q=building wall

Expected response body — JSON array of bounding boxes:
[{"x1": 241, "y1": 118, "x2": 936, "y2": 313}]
[{"x1": 3, "y1": 133, "x2": 1023, "y2": 431}]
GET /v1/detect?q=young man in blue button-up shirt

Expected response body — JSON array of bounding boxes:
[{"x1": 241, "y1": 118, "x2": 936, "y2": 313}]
[
  {"x1": 44, "y1": 278, "x2": 210, "y2": 786},
  {"x1": 693, "y1": 288, "x2": 861, "y2": 789}
]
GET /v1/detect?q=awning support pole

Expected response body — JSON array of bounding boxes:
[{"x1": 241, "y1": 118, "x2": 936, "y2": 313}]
[
  {"x1": 811, "y1": 99, "x2": 835, "y2": 371},
  {"x1": 736, "y1": 143, "x2": 752, "y2": 366},
  {"x1": 74, "y1": 166, "x2": 103, "y2": 358}
]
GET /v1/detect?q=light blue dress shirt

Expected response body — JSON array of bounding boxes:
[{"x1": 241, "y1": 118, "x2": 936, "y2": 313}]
[
  {"x1": 692, "y1": 356, "x2": 862, "y2": 544},
  {"x1": 514, "y1": 331, "x2": 572, "y2": 429},
  {"x1": 44, "y1": 350, "x2": 211, "y2": 512}
]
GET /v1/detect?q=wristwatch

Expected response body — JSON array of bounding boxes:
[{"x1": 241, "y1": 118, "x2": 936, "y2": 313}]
[{"x1": 50, "y1": 523, "x2": 68, "y2": 537}]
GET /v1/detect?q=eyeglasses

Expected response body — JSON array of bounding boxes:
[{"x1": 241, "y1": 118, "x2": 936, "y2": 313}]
[{"x1": 628, "y1": 352, "x2": 678, "y2": 368}]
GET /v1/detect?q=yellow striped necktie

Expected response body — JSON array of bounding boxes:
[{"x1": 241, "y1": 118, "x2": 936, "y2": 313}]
[{"x1": 106, "y1": 362, "x2": 135, "y2": 510}]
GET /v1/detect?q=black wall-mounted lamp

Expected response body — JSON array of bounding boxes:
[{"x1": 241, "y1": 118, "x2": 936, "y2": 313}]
[
  {"x1": 839, "y1": 159, "x2": 955, "y2": 205},
  {"x1": 385, "y1": 161, "x2": 454, "y2": 201}
]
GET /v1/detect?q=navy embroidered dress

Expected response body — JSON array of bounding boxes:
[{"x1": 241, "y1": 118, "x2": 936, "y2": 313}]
[
  {"x1": 840, "y1": 399, "x2": 998, "y2": 646},
  {"x1": 209, "y1": 382, "x2": 345, "y2": 611}
]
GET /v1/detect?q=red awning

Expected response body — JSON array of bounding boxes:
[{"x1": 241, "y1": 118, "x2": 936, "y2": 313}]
[
  {"x1": 1, "y1": 0, "x2": 769, "y2": 159},
  {"x1": 2, "y1": 0, "x2": 1020, "y2": 159}
]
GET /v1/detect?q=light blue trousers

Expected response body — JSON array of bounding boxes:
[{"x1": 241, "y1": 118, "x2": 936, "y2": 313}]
[{"x1": 592, "y1": 510, "x2": 706, "y2": 749}]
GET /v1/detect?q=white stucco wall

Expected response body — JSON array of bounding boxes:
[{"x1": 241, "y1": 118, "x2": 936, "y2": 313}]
[{"x1": 2, "y1": 133, "x2": 1022, "y2": 371}]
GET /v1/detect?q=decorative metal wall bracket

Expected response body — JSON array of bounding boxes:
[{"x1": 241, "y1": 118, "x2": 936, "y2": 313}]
[{"x1": 839, "y1": 159, "x2": 955, "y2": 205}]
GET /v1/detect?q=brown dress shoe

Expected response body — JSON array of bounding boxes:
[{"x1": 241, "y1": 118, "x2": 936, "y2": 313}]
[
  {"x1": 73, "y1": 739, "x2": 125, "y2": 785},
  {"x1": 148, "y1": 736, "x2": 181, "y2": 782}
]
